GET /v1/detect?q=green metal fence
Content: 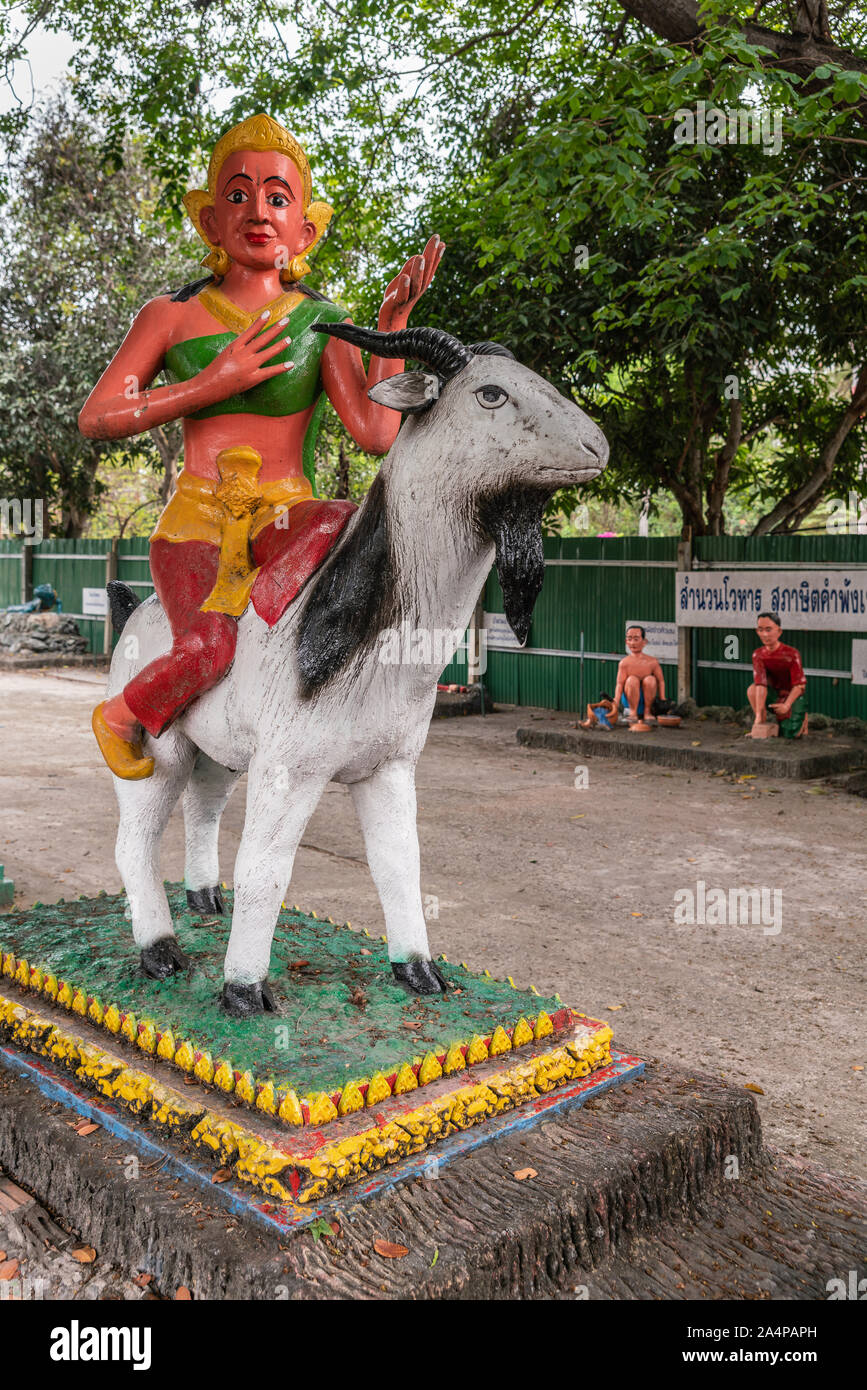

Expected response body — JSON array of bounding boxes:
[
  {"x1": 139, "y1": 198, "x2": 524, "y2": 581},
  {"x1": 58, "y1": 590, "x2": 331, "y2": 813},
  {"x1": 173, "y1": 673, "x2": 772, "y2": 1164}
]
[
  {"x1": 0, "y1": 537, "x2": 155, "y2": 655},
  {"x1": 2, "y1": 530, "x2": 866, "y2": 718},
  {"x1": 442, "y1": 533, "x2": 867, "y2": 719}
]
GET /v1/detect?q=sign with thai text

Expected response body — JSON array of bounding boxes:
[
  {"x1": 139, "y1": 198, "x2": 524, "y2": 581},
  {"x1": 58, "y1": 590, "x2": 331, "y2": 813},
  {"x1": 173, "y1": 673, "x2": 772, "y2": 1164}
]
[{"x1": 676, "y1": 571, "x2": 867, "y2": 631}]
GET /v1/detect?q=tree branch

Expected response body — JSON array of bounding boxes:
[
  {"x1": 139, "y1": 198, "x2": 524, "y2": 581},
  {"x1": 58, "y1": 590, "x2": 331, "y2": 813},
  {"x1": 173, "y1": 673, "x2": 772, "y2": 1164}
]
[
  {"x1": 615, "y1": 0, "x2": 867, "y2": 78},
  {"x1": 751, "y1": 369, "x2": 867, "y2": 535}
]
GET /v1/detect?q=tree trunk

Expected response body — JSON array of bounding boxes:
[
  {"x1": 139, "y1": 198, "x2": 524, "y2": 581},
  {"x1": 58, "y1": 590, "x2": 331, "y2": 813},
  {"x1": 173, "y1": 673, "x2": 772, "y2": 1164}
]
[
  {"x1": 706, "y1": 398, "x2": 743, "y2": 536},
  {"x1": 752, "y1": 369, "x2": 867, "y2": 536},
  {"x1": 335, "y1": 440, "x2": 350, "y2": 500},
  {"x1": 150, "y1": 424, "x2": 182, "y2": 508}
]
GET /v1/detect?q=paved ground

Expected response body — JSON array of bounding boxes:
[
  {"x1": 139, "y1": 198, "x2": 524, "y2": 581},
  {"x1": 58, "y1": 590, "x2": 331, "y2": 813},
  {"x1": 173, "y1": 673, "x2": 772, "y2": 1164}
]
[{"x1": 1, "y1": 668, "x2": 864, "y2": 1178}]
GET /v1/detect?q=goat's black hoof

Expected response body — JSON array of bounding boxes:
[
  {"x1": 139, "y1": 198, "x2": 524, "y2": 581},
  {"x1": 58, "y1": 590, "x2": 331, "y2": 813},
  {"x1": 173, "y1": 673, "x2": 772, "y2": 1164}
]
[
  {"x1": 220, "y1": 979, "x2": 278, "y2": 1018},
  {"x1": 140, "y1": 938, "x2": 191, "y2": 980},
  {"x1": 186, "y1": 885, "x2": 225, "y2": 916},
  {"x1": 391, "y1": 960, "x2": 448, "y2": 995}
]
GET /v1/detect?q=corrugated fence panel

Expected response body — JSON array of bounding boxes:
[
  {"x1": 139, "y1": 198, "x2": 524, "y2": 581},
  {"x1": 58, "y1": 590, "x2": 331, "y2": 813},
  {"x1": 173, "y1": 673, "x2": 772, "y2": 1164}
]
[
  {"x1": 0, "y1": 541, "x2": 21, "y2": 608},
  {"x1": 31, "y1": 539, "x2": 110, "y2": 655},
  {"x1": 479, "y1": 536, "x2": 680, "y2": 712},
  {"x1": 3, "y1": 527, "x2": 865, "y2": 718}
]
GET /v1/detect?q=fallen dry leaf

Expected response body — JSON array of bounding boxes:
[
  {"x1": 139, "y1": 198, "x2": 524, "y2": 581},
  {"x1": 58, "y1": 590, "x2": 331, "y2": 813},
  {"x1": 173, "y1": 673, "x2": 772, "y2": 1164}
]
[
  {"x1": 744, "y1": 1083, "x2": 765, "y2": 1095},
  {"x1": 360, "y1": 948, "x2": 372, "y2": 955},
  {"x1": 71, "y1": 1246, "x2": 97, "y2": 1264},
  {"x1": 0, "y1": 1259, "x2": 20, "y2": 1280},
  {"x1": 630, "y1": 912, "x2": 643, "y2": 918},
  {"x1": 374, "y1": 1239, "x2": 409, "y2": 1259},
  {"x1": 288, "y1": 960, "x2": 310, "y2": 970},
  {"x1": 75, "y1": 1123, "x2": 101, "y2": 1137},
  {"x1": 853, "y1": 1066, "x2": 864, "y2": 1072},
  {"x1": 175, "y1": 1285, "x2": 192, "y2": 1300},
  {"x1": 607, "y1": 1004, "x2": 624, "y2": 1011},
  {"x1": 212, "y1": 1167, "x2": 233, "y2": 1184},
  {"x1": 513, "y1": 1167, "x2": 537, "y2": 1181},
  {"x1": 330, "y1": 1221, "x2": 340, "y2": 1237},
  {"x1": 132, "y1": 1273, "x2": 153, "y2": 1288}
]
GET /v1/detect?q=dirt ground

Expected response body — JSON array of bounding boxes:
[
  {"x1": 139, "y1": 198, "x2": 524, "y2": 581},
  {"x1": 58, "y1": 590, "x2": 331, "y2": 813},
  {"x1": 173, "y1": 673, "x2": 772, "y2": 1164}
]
[{"x1": 1, "y1": 667, "x2": 864, "y2": 1178}]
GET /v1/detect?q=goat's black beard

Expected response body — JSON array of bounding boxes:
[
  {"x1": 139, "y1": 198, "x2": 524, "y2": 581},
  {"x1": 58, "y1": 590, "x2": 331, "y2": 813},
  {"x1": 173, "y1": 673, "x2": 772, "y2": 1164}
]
[{"x1": 473, "y1": 484, "x2": 554, "y2": 645}]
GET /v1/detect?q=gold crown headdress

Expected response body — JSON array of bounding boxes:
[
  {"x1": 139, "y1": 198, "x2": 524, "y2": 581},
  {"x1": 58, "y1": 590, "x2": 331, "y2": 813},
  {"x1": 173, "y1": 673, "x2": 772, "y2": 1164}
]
[{"x1": 183, "y1": 114, "x2": 333, "y2": 282}]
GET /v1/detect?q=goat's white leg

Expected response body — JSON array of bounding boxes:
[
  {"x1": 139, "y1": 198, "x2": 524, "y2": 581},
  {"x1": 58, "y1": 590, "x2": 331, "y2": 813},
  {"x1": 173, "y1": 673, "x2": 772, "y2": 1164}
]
[
  {"x1": 350, "y1": 760, "x2": 446, "y2": 995},
  {"x1": 183, "y1": 752, "x2": 240, "y2": 915},
  {"x1": 220, "y1": 763, "x2": 327, "y2": 1016},
  {"x1": 113, "y1": 730, "x2": 196, "y2": 979}
]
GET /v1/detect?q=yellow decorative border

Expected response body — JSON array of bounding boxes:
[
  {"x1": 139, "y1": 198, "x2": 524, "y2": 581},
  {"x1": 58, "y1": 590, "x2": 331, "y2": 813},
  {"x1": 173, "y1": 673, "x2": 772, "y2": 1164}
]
[
  {"x1": 0, "y1": 993, "x2": 612, "y2": 1205},
  {"x1": 0, "y1": 913, "x2": 575, "y2": 1132}
]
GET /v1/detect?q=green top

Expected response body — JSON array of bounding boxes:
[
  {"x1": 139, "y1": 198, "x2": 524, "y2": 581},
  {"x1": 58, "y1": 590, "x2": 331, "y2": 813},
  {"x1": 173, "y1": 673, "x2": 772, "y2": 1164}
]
[{"x1": 163, "y1": 295, "x2": 348, "y2": 493}]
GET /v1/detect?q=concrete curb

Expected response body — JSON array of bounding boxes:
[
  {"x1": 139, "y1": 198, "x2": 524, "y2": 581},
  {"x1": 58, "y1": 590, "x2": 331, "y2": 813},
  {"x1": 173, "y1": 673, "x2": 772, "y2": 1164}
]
[
  {"x1": 0, "y1": 653, "x2": 110, "y2": 670},
  {"x1": 517, "y1": 726, "x2": 867, "y2": 779}
]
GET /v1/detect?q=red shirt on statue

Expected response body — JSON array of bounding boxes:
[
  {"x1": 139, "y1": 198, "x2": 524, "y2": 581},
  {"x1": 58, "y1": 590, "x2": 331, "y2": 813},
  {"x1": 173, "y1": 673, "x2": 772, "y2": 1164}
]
[{"x1": 752, "y1": 643, "x2": 806, "y2": 695}]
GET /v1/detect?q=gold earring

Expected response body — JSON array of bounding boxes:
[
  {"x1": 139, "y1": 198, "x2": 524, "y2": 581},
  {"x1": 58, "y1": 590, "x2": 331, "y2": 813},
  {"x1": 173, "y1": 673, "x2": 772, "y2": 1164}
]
[
  {"x1": 279, "y1": 254, "x2": 309, "y2": 283},
  {"x1": 203, "y1": 246, "x2": 231, "y2": 278}
]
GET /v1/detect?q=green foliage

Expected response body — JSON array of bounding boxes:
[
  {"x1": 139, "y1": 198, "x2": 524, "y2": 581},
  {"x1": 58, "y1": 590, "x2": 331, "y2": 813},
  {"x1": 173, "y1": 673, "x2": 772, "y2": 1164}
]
[
  {"x1": 0, "y1": 96, "x2": 193, "y2": 534},
  {"x1": 414, "y1": 15, "x2": 867, "y2": 534},
  {"x1": 1, "y1": 2, "x2": 866, "y2": 531}
]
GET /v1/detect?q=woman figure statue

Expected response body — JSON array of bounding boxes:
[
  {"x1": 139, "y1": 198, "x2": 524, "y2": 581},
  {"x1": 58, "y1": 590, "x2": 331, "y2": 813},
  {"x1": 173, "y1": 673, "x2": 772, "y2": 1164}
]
[{"x1": 80, "y1": 112, "x2": 442, "y2": 779}]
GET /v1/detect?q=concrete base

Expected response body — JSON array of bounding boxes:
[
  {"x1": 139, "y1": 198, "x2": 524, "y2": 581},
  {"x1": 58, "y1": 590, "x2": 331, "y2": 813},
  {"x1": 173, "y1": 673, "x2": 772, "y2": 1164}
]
[
  {"x1": 518, "y1": 720, "x2": 867, "y2": 780},
  {"x1": 0, "y1": 1049, "x2": 773, "y2": 1298}
]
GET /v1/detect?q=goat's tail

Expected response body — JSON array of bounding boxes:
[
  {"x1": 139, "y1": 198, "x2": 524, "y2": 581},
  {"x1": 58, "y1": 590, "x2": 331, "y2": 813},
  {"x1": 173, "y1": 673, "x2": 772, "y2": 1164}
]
[{"x1": 107, "y1": 580, "x2": 141, "y2": 634}]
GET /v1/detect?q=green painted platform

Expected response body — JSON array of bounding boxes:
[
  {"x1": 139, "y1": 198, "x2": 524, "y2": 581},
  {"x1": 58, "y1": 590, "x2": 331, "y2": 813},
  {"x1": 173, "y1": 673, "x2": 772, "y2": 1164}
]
[{"x1": 0, "y1": 884, "x2": 566, "y2": 1105}]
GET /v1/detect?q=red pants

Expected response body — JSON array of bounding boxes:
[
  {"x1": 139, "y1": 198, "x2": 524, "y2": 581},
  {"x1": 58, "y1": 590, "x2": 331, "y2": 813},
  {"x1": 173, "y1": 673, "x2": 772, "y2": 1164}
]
[{"x1": 124, "y1": 498, "x2": 355, "y2": 737}]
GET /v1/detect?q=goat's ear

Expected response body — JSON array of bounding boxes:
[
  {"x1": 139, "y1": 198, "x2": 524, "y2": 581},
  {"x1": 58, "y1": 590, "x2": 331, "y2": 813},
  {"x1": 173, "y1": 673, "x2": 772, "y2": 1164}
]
[{"x1": 368, "y1": 371, "x2": 439, "y2": 414}]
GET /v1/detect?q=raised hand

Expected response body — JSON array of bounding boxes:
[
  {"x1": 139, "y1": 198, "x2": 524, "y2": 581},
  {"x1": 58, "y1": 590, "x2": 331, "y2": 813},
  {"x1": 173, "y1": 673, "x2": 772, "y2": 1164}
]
[
  {"x1": 198, "y1": 313, "x2": 294, "y2": 403},
  {"x1": 378, "y1": 234, "x2": 445, "y2": 332}
]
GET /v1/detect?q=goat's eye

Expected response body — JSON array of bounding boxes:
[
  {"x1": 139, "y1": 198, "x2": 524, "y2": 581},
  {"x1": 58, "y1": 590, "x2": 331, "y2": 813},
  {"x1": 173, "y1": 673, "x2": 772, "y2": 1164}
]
[{"x1": 475, "y1": 385, "x2": 508, "y2": 409}]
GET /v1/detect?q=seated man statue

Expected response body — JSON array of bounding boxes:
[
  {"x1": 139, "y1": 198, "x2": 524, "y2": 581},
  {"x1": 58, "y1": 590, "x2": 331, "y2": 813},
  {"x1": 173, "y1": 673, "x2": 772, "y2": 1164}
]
[
  {"x1": 79, "y1": 113, "x2": 442, "y2": 779},
  {"x1": 747, "y1": 612, "x2": 807, "y2": 738},
  {"x1": 613, "y1": 625, "x2": 666, "y2": 726}
]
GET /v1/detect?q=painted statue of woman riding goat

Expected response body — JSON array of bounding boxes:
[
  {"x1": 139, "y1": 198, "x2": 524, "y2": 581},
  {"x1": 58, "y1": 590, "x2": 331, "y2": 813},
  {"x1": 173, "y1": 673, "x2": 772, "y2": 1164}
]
[{"x1": 80, "y1": 114, "x2": 607, "y2": 1017}]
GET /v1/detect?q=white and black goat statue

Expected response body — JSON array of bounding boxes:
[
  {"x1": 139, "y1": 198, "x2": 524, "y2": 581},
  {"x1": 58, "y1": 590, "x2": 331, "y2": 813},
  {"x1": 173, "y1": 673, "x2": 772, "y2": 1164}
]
[{"x1": 106, "y1": 324, "x2": 608, "y2": 1016}]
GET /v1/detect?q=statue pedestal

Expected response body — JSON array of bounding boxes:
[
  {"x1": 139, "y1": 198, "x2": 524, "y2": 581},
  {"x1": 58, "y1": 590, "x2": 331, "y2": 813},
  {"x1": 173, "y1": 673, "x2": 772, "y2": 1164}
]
[{"x1": 0, "y1": 886, "x2": 639, "y2": 1205}]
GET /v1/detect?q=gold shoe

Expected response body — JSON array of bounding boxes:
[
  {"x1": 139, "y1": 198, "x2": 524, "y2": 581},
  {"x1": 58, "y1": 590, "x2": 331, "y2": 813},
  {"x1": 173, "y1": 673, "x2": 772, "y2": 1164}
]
[{"x1": 92, "y1": 702, "x2": 154, "y2": 780}]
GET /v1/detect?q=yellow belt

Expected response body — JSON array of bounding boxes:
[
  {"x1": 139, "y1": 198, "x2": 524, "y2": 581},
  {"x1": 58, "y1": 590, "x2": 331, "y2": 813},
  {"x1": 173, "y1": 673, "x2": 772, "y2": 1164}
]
[{"x1": 150, "y1": 449, "x2": 313, "y2": 617}]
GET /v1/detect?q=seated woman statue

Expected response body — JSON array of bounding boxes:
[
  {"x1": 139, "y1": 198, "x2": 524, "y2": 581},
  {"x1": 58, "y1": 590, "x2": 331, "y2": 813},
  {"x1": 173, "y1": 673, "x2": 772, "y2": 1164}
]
[{"x1": 79, "y1": 113, "x2": 443, "y2": 779}]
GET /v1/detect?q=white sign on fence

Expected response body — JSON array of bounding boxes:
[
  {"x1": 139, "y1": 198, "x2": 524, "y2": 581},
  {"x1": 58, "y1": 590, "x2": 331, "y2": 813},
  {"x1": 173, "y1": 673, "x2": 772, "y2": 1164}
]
[
  {"x1": 625, "y1": 619, "x2": 678, "y2": 663},
  {"x1": 483, "y1": 611, "x2": 523, "y2": 649},
  {"x1": 676, "y1": 571, "x2": 867, "y2": 631},
  {"x1": 853, "y1": 640, "x2": 867, "y2": 686},
  {"x1": 81, "y1": 587, "x2": 108, "y2": 618}
]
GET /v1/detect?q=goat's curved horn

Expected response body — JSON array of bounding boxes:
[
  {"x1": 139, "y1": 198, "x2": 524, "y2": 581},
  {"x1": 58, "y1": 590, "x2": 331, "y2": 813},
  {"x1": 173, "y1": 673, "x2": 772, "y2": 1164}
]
[
  {"x1": 312, "y1": 321, "x2": 472, "y2": 379},
  {"x1": 468, "y1": 340, "x2": 515, "y2": 360}
]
